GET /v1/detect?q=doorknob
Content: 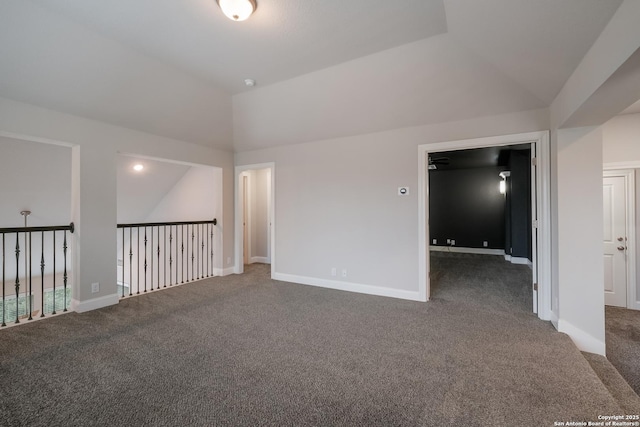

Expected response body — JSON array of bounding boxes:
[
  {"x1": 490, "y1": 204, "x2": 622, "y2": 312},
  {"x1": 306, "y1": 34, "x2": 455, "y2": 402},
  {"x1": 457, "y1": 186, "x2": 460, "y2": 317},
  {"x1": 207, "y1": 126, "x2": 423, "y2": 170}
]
[
  {"x1": 617, "y1": 237, "x2": 624, "y2": 241},
  {"x1": 617, "y1": 246, "x2": 626, "y2": 251}
]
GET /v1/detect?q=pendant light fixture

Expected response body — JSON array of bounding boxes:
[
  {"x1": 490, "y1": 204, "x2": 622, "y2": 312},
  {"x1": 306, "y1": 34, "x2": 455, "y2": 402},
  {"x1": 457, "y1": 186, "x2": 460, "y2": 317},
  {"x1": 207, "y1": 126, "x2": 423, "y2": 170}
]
[{"x1": 217, "y1": 0, "x2": 257, "y2": 22}]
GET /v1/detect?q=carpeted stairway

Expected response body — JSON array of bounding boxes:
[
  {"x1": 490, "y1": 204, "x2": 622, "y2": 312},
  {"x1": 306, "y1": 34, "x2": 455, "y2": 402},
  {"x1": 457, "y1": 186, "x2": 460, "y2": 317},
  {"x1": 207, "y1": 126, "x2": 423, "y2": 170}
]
[
  {"x1": 0, "y1": 254, "x2": 637, "y2": 426},
  {"x1": 605, "y1": 306, "x2": 640, "y2": 396}
]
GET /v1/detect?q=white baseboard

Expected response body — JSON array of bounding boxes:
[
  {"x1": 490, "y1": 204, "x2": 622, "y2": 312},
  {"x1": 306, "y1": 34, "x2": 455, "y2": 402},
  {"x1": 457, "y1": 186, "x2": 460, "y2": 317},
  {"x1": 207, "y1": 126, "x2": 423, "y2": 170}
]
[
  {"x1": 214, "y1": 267, "x2": 236, "y2": 277},
  {"x1": 509, "y1": 256, "x2": 530, "y2": 265},
  {"x1": 272, "y1": 272, "x2": 424, "y2": 302},
  {"x1": 557, "y1": 318, "x2": 606, "y2": 356},
  {"x1": 250, "y1": 256, "x2": 270, "y2": 264},
  {"x1": 71, "y1": 293, "x2": 119, "y2": 313},
  {"x1": 430, "y1": 246, "x2": 505, "y2": 256}
]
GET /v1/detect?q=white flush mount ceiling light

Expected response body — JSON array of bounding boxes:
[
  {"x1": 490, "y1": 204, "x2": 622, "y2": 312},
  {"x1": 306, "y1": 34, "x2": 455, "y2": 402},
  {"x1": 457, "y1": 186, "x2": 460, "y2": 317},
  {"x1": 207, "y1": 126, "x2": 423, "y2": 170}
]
[
  {"x1": 217, "y1": 0, "x2": 257, "y2": 22},
  {"x1": 133, "y1": 164, "x2": 144, "y2": 172}
]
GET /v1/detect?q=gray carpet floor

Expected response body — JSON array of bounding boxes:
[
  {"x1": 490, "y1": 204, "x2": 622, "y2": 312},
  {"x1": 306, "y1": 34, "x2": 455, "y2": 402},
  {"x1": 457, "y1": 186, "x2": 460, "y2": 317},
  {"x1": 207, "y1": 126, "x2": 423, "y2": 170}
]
[
  {"x1": 606, "y1": 305, "x2": 640, "y2": 395},
  {"x1": 0, "y1": 253, "x2": 637, "y2": 426}
]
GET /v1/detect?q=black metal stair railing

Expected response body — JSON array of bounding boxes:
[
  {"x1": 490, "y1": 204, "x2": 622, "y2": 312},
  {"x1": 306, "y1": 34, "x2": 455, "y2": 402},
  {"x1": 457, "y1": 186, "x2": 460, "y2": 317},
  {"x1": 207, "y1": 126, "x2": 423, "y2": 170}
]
[
  {"x1": 116, "y1": 219, "x2": 217, "y2": 298},
  {"x1": 0, "y1": 223, "x2": 75, "y2": 327}
]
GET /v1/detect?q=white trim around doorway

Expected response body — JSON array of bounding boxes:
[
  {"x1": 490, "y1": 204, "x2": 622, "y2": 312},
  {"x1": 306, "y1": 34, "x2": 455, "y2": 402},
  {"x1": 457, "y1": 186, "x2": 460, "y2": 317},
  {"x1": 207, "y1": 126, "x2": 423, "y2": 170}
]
[
  {"x1": 418, "y1": 131, "x2": 552, "y2": 321},
  {"x1": 234, "y1": 163, "x2": 276, "y2": 277}
]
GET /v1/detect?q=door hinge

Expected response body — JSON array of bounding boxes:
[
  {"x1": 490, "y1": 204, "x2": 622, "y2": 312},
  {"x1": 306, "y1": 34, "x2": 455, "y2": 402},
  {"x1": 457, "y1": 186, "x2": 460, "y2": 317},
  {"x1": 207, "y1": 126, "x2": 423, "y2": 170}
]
[
  {"x1": 532, "y1": 220, "x2": 538, "y2": 228},
  {"x1": 533, "y1": 283, "x2": 538, "y2": 291},
  {"x1": 531, "y1": 157, "x2": 537, "y2": 166}
]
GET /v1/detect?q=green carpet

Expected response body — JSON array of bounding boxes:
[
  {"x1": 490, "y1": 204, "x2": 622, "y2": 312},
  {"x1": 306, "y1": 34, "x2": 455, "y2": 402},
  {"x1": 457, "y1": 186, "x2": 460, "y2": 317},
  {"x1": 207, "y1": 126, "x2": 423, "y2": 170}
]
[{"x1": 0, "y1": 254, "x2": 635, "y2": 426}]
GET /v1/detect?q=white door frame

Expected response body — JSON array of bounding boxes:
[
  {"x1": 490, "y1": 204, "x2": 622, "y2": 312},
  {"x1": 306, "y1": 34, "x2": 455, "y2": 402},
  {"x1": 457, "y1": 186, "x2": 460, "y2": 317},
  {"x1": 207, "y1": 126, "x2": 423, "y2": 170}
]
[
  {"x1": 418, "y1": 131, "x2": 552, "y2": 321},
  {"x1": 603, "y1": 166, "x2": 638, "y2": 310},
  {"x1": 234, "y1": 162, "x2": 275, "y2": 276}
]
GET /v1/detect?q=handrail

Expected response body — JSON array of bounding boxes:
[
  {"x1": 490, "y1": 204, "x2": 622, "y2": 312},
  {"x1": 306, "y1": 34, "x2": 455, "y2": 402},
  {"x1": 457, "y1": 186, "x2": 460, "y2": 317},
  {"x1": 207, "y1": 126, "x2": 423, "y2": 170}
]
[
  {"x1": 0, "y1": 222, "x2": 75, "y2": 234},
  {"x1": 117, "y1": 219, "x2": 216, "y2": 228}
]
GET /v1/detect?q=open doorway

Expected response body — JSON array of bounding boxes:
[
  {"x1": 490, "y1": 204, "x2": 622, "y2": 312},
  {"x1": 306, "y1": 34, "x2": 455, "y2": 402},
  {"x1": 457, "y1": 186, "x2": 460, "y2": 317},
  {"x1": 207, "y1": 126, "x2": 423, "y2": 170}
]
[
  {"x1": 235, "y1": 163, "x2": 275, "y2": 276},
  {"x1": 428, "y1": 144, "x2": 534, "y2": 311},
  {"x1": 418, "y1": 131, "x2": 552, "y2": 321}
]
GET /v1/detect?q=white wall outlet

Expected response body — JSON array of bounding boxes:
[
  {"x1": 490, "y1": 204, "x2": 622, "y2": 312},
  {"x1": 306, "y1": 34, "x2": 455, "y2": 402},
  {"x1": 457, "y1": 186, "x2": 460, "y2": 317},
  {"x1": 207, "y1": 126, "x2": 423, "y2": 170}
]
[
  {"x1": 450, "y1": 240, "x2": 455, "y2": 246},
  {"x1": 446, "y1": 239, "x2": 451, "y2": 244},
  {"x1": 483, "y1": 241, "x2": 488, "y2": 247},
  {"x1": 331, "y1": 267, "x2": 337, "y2": 277},
  {"x1": 397, "y1": 187, "x2": 409, "y2": 196},
  {"x1": 432, "y1": 239, "x2": 437, "y2": 245},
  {"x1": 341, "y1": 268, "x2": 347, "y2": 278},
  {"x1": 226, "y1": 257, "x2": 231, "y2": 265},
  {"x1": 91, "y1": 282, "x2": 100, "y2": 293}
]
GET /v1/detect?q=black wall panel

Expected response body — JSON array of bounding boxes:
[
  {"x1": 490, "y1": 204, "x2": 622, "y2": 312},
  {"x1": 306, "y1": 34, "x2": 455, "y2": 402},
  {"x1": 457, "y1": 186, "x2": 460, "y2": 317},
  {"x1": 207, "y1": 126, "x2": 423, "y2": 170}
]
[{"x1": 429, "y1": 166, "x2": 505, "y2": 249}]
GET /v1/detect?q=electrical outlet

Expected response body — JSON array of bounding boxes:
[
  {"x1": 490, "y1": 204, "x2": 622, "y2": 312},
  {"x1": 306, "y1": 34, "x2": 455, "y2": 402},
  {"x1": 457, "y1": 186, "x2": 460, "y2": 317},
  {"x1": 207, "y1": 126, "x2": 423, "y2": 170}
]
[
  {"x1": 331, "y1": 267, "x2": 337, "y2": 277},
  {"x1": 446, "y1": 239, "x2": 451, "y2": 244},
  {"x1": 450, "y1": 240, "x2": 456, "y2": 246},
  {"x1": 483, "y1": 241, "x2": 488, "y2": 247},
  {"x1": 432, "y1": 239, "x2": 437, "y2": 245},
  {"x1": 226, "y1": 257, "x2": 231, "y2": 265},
  {"x1": 91, "y1": 282, "x2": 100, "y2": 293},
  {"x1": 341, "y1": 269, "x2": 347, "y2": 278}
]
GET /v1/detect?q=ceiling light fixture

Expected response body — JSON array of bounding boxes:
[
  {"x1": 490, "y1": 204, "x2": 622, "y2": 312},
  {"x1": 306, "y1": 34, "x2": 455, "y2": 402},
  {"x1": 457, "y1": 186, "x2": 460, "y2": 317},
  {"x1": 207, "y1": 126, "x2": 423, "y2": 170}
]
[
  {"x1": 133, "y1": 164, "x2": 144, "y2": 172},
  {"x1": 217, "y1": 0, "x2": 257, "y2": 22}
]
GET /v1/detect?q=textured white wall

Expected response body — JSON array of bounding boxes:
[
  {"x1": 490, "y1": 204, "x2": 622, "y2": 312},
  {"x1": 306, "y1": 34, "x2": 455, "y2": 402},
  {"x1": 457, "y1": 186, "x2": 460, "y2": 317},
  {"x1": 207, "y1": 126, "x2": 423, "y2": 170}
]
[
  {"x1": 0, "y1": 136, "x2": 71, "y2": 227},
  {"x1": 236, "y1": 109, "x2": 548, "y2": 298},
  {"x1": 145, "y1": 166, "x2": 220, "y2": 223},
  {"x1": 602, "y1": 113, "x2": 640, "y2": 163},
  {"x1": 555, "y1": 127, "x2": 605, "y2": 354}
]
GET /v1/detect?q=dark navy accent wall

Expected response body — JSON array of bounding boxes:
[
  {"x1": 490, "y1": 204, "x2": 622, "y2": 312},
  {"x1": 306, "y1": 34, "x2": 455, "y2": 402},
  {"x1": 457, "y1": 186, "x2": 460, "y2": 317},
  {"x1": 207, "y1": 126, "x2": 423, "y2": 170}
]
[
  {"x1": 507, "y1": 150, "x2": 532, "y2": 259},
  {"x1": 429, "y1": 166, "x2": 505, "y2": 249}
]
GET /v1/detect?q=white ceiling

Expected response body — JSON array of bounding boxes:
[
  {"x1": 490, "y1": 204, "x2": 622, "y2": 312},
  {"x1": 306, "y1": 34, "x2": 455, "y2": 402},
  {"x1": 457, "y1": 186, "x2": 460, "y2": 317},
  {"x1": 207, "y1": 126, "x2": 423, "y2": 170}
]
[
  {"x1": 0, "y1": 0, "x2": 624, "y2": 151},
  {"x1": 28, "y1": 0, "x2": 448, "y2": 94}
]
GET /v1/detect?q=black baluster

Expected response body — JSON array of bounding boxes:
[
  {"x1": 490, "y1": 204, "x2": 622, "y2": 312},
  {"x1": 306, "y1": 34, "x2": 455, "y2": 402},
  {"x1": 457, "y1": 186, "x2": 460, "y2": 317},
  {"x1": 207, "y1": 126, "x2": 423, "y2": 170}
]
[
  {"x1": 157, "y1": 228, "x2": 160, "y2": 289},
  {"x1": 200, "y1": 225, "x2": 204, "y2": 279},
  {"x1": 52, "y1": 232, "x2": 56, "y2": 315},
  {"x1": 129, "y1": 228, "x2": 133, "y2": 296},
  {"x1": 28, "y1": 232, "x2": 32, "y2": 320},
  {"x1": 2, "y1": 233, "x2": 6, "y2": 327},
  {"x1": 169, "y1": 226, "x2": 173, "y2": 286},
  {"x1": 63, "y1": 231, "x2": 68, "y2": 312},
  {"x1": 206, "y1": 224, "x2": 209, "y2": 278},
  {"x1": 191, "y1": 225, "x2": 195, "y2": 282},
  {"x1": 15, "y1": 232, "x2": 20, "y2": 324},
  {"x1": 40, "y1": 232, "x2": 45, "y2": 317},
  {"x1": 137, "y1": 228, "x2": 140, "y2": 294},
  {"x1": 163, "y1": 226, "x2": 167, "y2": 288},
  {"x1": 122, "y1": 227, "x2": 125, "y2": 298},
  {"x1": 144, "y1": 227, "x2": 148, "y2": 292},
  {"x1": 181, "y1": 225, "x2": 184, "y2": 284},
  {"x1": 150, "y1": 227, "x2": 153, "y2": 291},
  {"x1": 210, "y1": 228, "x2": 214, "y2": 277}
]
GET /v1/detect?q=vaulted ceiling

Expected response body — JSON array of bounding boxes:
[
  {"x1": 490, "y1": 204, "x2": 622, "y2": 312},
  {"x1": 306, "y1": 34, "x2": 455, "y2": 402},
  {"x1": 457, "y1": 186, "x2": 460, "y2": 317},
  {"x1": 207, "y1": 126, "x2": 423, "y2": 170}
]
[{"x1": 0, "y1": 0, "x2": 624, "y2": 151}]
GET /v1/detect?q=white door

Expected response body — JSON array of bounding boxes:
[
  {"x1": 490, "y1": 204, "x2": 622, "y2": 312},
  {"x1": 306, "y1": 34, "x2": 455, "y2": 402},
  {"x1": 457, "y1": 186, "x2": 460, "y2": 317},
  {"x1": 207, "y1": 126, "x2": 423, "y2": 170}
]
[{"x1": 603, "y1": 175, "x2": 627, "y2": 307}]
